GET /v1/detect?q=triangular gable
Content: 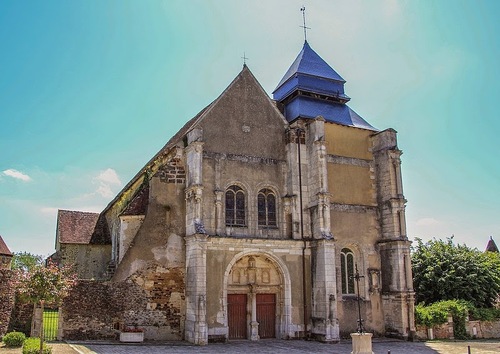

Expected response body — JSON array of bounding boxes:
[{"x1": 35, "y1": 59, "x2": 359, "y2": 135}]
[
  {"x1": 189, "y1": 65, "x2": 288, "y2": 158},
  {"x1": 0, "y1": 235, "x2": 12, "y2": 256},
  {"x1": 102, "y1": 65, "x2": 287, "y2": 215},
  {"x1": 184, "y1": 65, "x2": 288, "y2": 133}
]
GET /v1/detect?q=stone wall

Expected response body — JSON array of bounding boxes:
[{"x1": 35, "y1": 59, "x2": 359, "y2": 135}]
[
  {"x1": 467, "y1": 320, "x2": 500, "y2": 339},
  {"x1": 416, "y1": 319, "x2": 500, "y2": 340},
  {"x1": 62, "y1": 267, "x2": 185, "y2": 341},
  {"x1": 0, "y1": 269, "x2": 14, "y2": 337},
  {"x1": 8, "y1": 296, "x2": 33, "y2": 336}
]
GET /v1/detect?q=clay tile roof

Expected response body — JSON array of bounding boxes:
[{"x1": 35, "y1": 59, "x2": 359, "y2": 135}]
[
  {"x1": 0, "y1": 235, "x2": 13, "y2": 256},
  {"x1": 57, "y1": 210, "x2": 100, "y2": 244}
]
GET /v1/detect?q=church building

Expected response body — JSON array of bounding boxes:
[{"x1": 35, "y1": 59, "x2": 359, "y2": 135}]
[{"x1": 54, "y1": 41, "x2": 415, "y2": 343}]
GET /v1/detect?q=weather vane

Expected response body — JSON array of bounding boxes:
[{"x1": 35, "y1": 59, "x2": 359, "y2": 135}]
[
  {"x1": 300, "y1": 6, "x2": 311, "y2": 42},
  {"x1": 241, "y1": 52, "x2": 249, "y2": 66}
]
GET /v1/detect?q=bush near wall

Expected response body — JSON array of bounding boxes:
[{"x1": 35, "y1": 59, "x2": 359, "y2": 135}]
[
  {"x1": 2, "y1": 331, "x2": 26, "y2": 347},
  {"x1": 415, "y1": 300, "x2": 500, "y2": 339},
  {"x1": 22, "y1": 337, "x2": 51, "y2": 354}
]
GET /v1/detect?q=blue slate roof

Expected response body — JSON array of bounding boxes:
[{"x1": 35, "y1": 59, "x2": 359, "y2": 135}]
[
  {"x1": 274, "y1": 41, "x2": 345, "y2": 90},
  {"x1": 273, "y1": 41, "x2": 377, "y2": 131},
  {"x1": 284, "y1": 96, "x2": 377, "y2": 131}
]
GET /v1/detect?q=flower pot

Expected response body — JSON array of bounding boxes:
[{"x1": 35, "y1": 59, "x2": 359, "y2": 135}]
[{"x1": 120, "y1": 331, "x2": 144, "y2": 342}]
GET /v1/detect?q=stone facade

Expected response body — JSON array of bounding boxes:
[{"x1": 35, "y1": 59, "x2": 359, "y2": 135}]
[
  {"x1": 8, "y1": 297, "x2": 33, "y2": 336},
  {"x1": 54, "y1": 43, "x2": 414, "y2": 344},
  {"x1": 0, "y1": 269, "x2": 15, "y2": 337}
]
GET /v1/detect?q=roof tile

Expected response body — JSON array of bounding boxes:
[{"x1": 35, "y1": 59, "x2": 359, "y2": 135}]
[
  {"x1": 0, "y1": 235, "x2": 12, "y2": 256},
  {"x1": 57, "y1": 210, "x2": 99, "y2": 244}
]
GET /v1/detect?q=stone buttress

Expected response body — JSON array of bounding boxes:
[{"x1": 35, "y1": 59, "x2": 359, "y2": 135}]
[
  {"x1": 184, "y1": 128, "x2": 208, "y2": 345},
  {"x1": 372, "y1": 129, "x2": 415, "y2": 338}
]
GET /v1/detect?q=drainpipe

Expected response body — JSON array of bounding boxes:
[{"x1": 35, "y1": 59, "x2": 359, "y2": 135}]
[{"x1": 297, "y1": 127, "x2": 308, "y2": 337}]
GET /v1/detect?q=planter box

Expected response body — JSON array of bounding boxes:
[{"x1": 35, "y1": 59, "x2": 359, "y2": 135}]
[{"x1": 120, "y1": 331, "x2": 144, "y2": 342}]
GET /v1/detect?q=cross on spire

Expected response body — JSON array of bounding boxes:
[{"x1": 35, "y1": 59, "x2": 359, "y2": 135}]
[
  {"x1": 300, "y1": 6, "x2": 311, "y2": 42},
  {"x1": 241, "y1": 52, "x2": 249, "y2": 66}
]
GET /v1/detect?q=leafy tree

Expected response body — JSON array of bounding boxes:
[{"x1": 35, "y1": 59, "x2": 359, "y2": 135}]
[
  {"x1": 11, "y1": 252, "x2": 43, "y2": 272},
  {"x1": 15, "y1": 260, "x2": 76, "y2": 354},
  {"x1": 412, "y1": 237, "x2": 500, "y2": 308}
]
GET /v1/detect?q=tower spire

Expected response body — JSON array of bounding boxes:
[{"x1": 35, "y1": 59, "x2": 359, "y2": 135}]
[{"x1": 300, "y1": 6, "x2": 311, "y2": 42}]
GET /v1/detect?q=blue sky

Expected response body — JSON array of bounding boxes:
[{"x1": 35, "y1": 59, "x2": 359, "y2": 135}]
[{"x1": 1, "y1": 0, "x2": 499, "y2": 256}]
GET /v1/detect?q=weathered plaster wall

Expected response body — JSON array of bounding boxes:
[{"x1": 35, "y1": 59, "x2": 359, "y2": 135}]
[
  {"x1": 97, "y1": 162, "x2": 187, "y2": 340},
  {"x1": 328, "y1": 164, "x2": 374, "y2": 205},
  {"x1": 325, "y1": 124, "x2": 372, "y2": 160},
  {"x1": 118, "y1": 215, "x2": 145, "y2": 263},
  {"x1": 113, "y1": 175, "x2": 186, "y2": 281},
  {"x1": 198, "y1": 68, "x2": 287, "y2": 160},
  {"x1": 59, "y1": 244, "x2": 111, "y2": 280}
]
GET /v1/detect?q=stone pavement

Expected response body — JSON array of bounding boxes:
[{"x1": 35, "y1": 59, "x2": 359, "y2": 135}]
[{"x1": 65, "y1": 339, "x2": 500, "y2": 354}]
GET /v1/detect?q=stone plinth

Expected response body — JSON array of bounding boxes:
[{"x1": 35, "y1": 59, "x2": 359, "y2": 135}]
[{"x1": 350, "y1": 333, "x2": 374, "y2": 354}]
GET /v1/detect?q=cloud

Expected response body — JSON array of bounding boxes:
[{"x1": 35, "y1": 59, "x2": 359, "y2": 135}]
[
  {"x1": 416, "y1": 218, "x2": 440, "y2": 227},
  {"x1": 3, "y1": 169, "x2": 32, "y2": 182},
  {"x1": 93, "y1": 168, "x2": 122, "y2": 198},
  {"x1": 95, "y1": 168, "x2": 122, "y2": 186}
]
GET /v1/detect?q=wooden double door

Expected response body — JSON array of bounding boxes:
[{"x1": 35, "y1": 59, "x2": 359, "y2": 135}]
[{"x1": 228, "y1": 293, "x2": 276, "y2": 339}]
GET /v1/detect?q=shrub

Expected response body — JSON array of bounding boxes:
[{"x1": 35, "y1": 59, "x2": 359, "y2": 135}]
[
  {"x1": 415, "y1": 302, "x2": 448, "y2": 327},
  {"x1": 415, "y1": 299, "x2": 471, "y2": 339},
  {"x1": 22, "y1": 337, "x2": 52, "y2": 354},
  {"x1": 2, "y1": 331, "x2": 26, "y2": 347},
  {"x1": 469, "y1": 307, "x2": 500, "y2": 321}
]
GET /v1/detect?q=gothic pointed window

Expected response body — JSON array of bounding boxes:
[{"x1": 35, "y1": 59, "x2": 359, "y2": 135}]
[
  {"x1": 258, "y1": 189, "x2": 277, "y2": 227},
  {"x1": 225, "y1": 185, "x2": 245, "y2": 227},
  {"x1": 341, "y1": 248, "x2": 355, "y2": 294}
]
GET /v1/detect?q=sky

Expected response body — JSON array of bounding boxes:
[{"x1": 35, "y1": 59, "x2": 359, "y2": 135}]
[{"x1": 0, "y1": 0, "x2": 499, "y2": 257}]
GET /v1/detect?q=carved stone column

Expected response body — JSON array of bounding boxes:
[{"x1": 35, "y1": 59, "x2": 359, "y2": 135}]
[{"x1": 185, "y1": 234, "x2": 208, "y2": 345}]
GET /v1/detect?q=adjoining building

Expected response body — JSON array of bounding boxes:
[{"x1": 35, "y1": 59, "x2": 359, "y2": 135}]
[
  {"x1": 0, "y1": 234, "x2": 13, "y2": 270},
  {"x1": 53, "y1": 41, "x2": 415, "y2": 343}
]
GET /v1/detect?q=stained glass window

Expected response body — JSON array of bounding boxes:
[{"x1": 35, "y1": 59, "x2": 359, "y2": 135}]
[
  {"x1": 341, "y1": 248, "x2": 355, "y2": 294},
  {"x1": 258, "y1": 189, "x2": 277, "y2": 227},
  {"x1": 226, "y1": 185, "x2": 245, "y2": 226}
]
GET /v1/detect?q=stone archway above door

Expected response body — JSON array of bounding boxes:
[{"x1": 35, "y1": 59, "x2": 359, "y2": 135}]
[
  {"x1": 224, "y1": 252, "x2": 292, "y2": 340},
  {"x1": 228, "y1": 255, "x2": 281, "y2": 288}
]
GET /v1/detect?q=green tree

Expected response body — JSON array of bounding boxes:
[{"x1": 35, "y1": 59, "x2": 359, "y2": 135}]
[
  {"x1": 11, "y1": 252, "x2": 43, "y2": 272},
  {"x1": 412, "y1": 237, "x2": 500, "y2": 308},
  {"x1": 15, "y1": 260, "x2": 76, "y2": 354}
]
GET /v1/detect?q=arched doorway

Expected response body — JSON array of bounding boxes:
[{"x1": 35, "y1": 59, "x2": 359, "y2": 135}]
[{"x1": 224, "y1": 252, "x2": 291, "y2": 340}]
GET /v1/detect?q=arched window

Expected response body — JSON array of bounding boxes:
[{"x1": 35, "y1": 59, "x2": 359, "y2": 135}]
[
  {"x1": 257, "y1": 189, "x2": 277, "y2": 227},
  {"x1": 341, "y1": 248, "x2": 355, "y2": 294},
  {"x1": 226, "y1": 185, "x2": 245, "y2": 227}
]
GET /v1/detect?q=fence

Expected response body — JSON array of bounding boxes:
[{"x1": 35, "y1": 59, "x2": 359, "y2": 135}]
[{"x1": 43, "y1": 308, "x2": 59, "y2": 341}]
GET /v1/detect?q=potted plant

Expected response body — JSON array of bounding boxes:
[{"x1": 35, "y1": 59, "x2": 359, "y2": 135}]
[{"x1": 119, "y1": 325, "x2": 144, "y2": 342}]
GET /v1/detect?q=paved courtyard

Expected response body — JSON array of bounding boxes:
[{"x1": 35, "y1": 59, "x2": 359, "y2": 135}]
[{"x1": 63, "y1": 339, "x2": 500, "y2": 354}]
